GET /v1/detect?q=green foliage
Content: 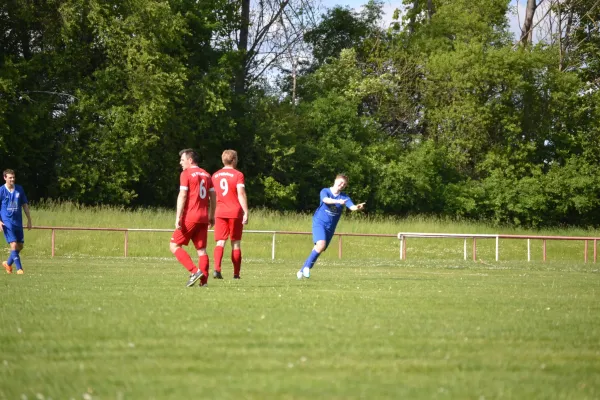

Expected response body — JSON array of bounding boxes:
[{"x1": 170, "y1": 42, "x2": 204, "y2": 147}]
[
  {"x1": 445, "y1": 157, "x2": 600, "y2": 227},
  {"x1": 1, "y1": 0, "x2": 600, "y2": 227},
  {"x1": 545, "y1": 156, "x2": 600, "y2": 224},
  {"x1": 304, "y1": 1, "x2": 384, "y2": 66},
  {"x1": 385, "y1": 141, "x2": 464, "y2": 214},
  {"x1": 260, "y1": 175, "x2": 299, "y2": 210}
]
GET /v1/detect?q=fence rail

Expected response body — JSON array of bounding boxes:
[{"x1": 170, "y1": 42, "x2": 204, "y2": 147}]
[
  {"x1": 397, "y1": 232, "x2": 600, "y2": 263},
  {"x1": 30, "y1": 226, "x2": 600, "y2": 263},
  {"x1": 31, "y1": 226, "x2": 397, "y2": 260}
]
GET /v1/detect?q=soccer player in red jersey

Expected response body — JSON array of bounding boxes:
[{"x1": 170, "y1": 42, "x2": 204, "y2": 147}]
[
  {"x1": 170, "y1": 149, "x2": 216, "y2": 287},
  {"x1": 211, "y1": 150, "x2": 249, "y2": 279}
]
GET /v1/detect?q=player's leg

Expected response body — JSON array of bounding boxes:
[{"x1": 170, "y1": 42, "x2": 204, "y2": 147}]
[
  {"x1": 170, "y1": 236, "x2": 198, "y2": 274},
  {"x1": 2, "y1": 238, "x2": 14, "y2": 274},
  {"x1": 231, "y1": 240, "x2": 242, "y2": 279},
  {"x1": 170, "y1": 223, "x2": 202, "y2": 286},
  {"x1": 3, "y1": 237, "x2": 13, "y2": 274},
  {"x1": 13, "y1": 242, "x2": 24, "y2": 274},
  {"x1": 3, "y1": 226, "x2": 23, "y2": 274},
  {"x1": 298, "y1": 222, "x2": 328, "y2": 279},
  {"x1": 2, "y1": 257, "x2": 12, "y2": 273},
  {"x1": 192, "y1": 223, "x2": 210, "y2": 286},
  {"x1": 213, "y1": 218, "x2": 228, "y2": 279},
  {"x1": 2, "y1": 224, "x2": 16, "y2": 274},
  {"x1": 230, "y1": 218, "x2": 243, "y2": 279}
]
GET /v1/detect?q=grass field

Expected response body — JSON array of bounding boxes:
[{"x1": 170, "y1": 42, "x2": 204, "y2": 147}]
[
  {"x1": 1, "y1": 257, "x2": 599, "y2": 399},
  {"x1": 1, "y1": 205, "x2": 600, "y2": 399}
]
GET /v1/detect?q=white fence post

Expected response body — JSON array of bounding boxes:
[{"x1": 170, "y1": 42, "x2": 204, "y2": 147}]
[
  {"x1": 496, "y1": 235, "x2": 499, "y2": 261},
  {"x1": 399, "y1": 236, "x2": 403, "y2": 260}
]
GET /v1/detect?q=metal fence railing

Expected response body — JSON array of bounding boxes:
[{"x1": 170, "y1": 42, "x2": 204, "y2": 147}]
[
  {"x1": 30, "y1": 226, "x2": 600, "y2": 263},
  {"x1": 32, "y1": 226, "x2": 397, "y2": 260},
  {"x1": 397, "y1": 232, "x2": 600, "y2": 263}
]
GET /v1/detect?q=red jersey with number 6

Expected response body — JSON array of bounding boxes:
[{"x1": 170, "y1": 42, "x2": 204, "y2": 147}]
[
  {"x1": 180, "y1": 166, "x2": 213, "y2": 223},
  {"x1": 212, "y1": 168, "x2": 245, "y2": 219}
]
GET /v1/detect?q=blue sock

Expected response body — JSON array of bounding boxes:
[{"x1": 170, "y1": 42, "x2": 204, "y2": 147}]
[
  {"x1": 12, "y1": 250, "x2": 22, "y2": 270},
  {"x1": 302, "y1": 250, "x2": 320, "y2": 269},
  {"x1": 7, "y1": 251, "x2": 15, "y2": 266}
]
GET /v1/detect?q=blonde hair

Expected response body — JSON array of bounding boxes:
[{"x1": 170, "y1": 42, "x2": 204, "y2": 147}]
[
  {"x1": 335, "y1": 174, "x2": 348, "y2": 183},
  {"x1": 3, "y1": 169, "x2": 15, "y2": 178},
  {"x1": 221, "y1": 150, "x2": 238, "y2": 167}
]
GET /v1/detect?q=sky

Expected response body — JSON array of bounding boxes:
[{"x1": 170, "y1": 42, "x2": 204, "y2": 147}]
[{"x1": 317, "y1": 0, "x2": 527, "y2": 39}]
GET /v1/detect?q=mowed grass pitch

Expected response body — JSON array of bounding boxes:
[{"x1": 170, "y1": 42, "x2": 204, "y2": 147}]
[{"x1": 1, "y1": 257, "x2": 599, "y2": 399}]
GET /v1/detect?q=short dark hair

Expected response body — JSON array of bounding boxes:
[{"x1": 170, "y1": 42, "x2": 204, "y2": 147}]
[
  {"x1": 179, "y1": 149, "x2": 200, "y2": 165},
  {"x1": 3, "y1": 169, "x2": 15, "y2": 178}
]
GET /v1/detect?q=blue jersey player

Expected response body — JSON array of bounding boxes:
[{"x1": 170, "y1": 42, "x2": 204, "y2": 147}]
[
  {"x1": 297, "y1": 174, "x2": 365, "y2": 279},
  {"x1": 1, "y1": 169, "x2": 32, "y2": 274}
]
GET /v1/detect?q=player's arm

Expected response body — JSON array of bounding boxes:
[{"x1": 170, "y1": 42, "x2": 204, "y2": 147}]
[
  {"x1": 323, "y1": 197, "x2": 347, "y2": 205},
  {"x1": 23, "y1": 203, "x2": 32, "y2": 229},
  {"x1": 175, "y1": 188, "x2": 188, "y2": 229},
  {"x1": 344, "y1": 196, "x2": 365, "y2": 211},
  {"x1": 349, "y1": 203, "x2": 366, "y2": 211},
  {"x1": 342, "y1": 196, "x2": 364, "y2": 211},
  {"x1": 321, "y1": 189, "x2": 346, "y2": 205},
  {"x1": 238, "y1": 186, "x2": 249, "y2": 225},
  {"x1": 209, "y1": 189, "x2": 216, "y2": 227}
]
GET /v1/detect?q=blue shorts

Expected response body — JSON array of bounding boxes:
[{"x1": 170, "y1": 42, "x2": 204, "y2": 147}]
[
  {"x1": 312, "y1": 221, "x2": 335, "y2": 249},
  {"x1": 2, "y1": 224, "x2": 24, "y2": 244}
]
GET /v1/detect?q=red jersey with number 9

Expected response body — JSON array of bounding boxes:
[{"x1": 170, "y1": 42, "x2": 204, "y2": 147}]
[
  {"x1": 212, "y1": 168, "x2": 245, "y2": 219},
  {"x1": 180, "y1": 166, "x2": 213, "y2": 223}
]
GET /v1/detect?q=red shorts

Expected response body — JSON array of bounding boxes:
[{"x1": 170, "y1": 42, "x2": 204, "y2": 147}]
[
  {"x1": 171, "y1": 221, "x2": 209, "y2": 249},
  {"x1": 214, "y1": 217, "x2": 244, "y2": 241}
]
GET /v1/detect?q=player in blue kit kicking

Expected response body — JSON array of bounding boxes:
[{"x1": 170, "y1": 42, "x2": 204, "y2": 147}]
[
  {"x1": 1, "y1": 169, "x2": 32, "y2": 274},
  {"x1": 297, "y1": 174, "x2": 365, "y2": 279}
]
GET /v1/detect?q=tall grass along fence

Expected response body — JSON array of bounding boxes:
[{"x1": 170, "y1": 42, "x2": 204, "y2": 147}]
[{"x1": 30, "y1": 226, "x2": 600, "y2": 263}]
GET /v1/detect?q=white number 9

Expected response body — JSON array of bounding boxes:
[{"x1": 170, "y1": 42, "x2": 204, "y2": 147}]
[
  {"x1": 220, "y1": 178, "x2": 229, "y2": 196},
  {"x1": 199, "y1": 180, "x2": 207, "y2": 199}
]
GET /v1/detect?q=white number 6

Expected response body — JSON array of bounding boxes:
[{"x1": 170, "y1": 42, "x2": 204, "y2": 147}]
[{"x1": 199, "y1": 180, "x2": 207, "y2": 199}]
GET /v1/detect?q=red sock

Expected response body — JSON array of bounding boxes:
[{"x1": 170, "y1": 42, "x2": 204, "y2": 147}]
[
  {"x1": 232, "y1": 249, "x2": 242, "y2": 276},
  {"x1": 174, "y1": 248, "x2": 197, "y2": 273},
  {"x1": 199, "y1": 255, "x2": 209, "y2": 285},
  {"x1": 214, "y1": 246, "x2": 224, "y2": 272}
]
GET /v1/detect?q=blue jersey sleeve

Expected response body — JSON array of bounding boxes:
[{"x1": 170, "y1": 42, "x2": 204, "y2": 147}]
[
  {"x1": 342, "y1": 193, "x2": 355, "y2": 208},
  {"x1": 319, "y1": 188, "x2": 331, "y2": 204}
]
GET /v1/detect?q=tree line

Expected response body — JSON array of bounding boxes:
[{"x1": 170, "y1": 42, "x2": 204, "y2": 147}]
[{"x1": 1, "y1": 0, "x2": 599, "y2": 227}]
